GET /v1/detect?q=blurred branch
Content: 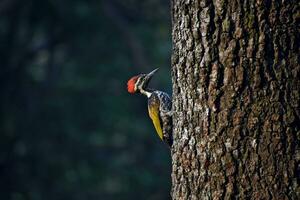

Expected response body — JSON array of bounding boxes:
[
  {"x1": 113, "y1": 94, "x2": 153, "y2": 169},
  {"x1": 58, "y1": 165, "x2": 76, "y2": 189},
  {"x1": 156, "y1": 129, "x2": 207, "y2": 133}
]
[{"x1": 102, "y1": 1, "x2": 149, "y2": 70}]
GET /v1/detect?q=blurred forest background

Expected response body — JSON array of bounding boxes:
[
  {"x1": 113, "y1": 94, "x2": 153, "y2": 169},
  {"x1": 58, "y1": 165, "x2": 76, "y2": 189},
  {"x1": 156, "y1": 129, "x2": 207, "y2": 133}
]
[{"x1": 0, "y1": 0, "x2": 172, "y2": 199}]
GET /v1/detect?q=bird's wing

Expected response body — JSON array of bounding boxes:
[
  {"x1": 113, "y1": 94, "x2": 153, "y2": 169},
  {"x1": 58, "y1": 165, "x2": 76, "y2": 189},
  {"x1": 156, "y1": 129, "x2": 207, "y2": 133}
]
[{"x1": 148, "y1": 95, "x2": 163, "y2": 140}]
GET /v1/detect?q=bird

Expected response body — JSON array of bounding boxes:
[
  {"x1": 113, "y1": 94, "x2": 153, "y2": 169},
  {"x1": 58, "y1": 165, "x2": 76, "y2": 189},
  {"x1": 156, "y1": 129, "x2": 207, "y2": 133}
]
[{"x1": 127, "y1": 68, "x2": 173, "y2": 146}]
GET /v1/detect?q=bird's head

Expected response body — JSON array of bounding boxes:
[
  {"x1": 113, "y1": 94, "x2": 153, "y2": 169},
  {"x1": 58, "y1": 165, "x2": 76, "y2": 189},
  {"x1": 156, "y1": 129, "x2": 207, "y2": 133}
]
[{"x1": 127, "y1": 68, "x2": 158, "y2": 94}]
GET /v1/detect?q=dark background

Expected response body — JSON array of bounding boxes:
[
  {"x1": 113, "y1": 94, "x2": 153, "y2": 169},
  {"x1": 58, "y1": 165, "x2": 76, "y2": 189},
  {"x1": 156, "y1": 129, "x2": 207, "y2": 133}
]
[{"x1": 0, "y1": 0, "x2": 172, "y2": 199}]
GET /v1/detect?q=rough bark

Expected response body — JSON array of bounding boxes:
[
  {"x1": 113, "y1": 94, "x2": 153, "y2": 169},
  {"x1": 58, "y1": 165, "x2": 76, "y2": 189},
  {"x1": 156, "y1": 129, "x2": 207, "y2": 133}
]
[{"x1": 171, "y1": 0, "x2": 299, "y2": 199}]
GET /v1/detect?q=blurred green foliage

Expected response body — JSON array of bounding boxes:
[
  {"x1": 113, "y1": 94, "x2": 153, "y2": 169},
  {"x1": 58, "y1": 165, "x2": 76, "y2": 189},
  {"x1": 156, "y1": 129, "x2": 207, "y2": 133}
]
[{"x1": 0, "y1": 0, "x2": 172, "y2": 199}]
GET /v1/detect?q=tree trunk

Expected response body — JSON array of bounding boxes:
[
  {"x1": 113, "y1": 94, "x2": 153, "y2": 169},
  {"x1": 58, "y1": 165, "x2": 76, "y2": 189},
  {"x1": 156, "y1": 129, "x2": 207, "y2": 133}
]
[{"x1": 170, "y1": 0, "x2": 299, "y2": 199}]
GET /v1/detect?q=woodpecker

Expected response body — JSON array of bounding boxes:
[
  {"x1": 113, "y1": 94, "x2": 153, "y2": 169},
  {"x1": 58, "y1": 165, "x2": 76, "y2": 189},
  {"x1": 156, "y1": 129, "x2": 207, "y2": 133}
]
[{"x1": 127, "y1": 68, "x2": 172, "y2": 146}]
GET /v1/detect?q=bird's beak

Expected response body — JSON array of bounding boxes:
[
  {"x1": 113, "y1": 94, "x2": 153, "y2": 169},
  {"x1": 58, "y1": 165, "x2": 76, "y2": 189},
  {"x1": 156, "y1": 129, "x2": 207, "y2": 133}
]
[
  {"x1": 146, "y1": 68, "x2": 159, "y2": 79},
  {"x1": 141, "y1": 68, "x2": 159, "y2": 89}
]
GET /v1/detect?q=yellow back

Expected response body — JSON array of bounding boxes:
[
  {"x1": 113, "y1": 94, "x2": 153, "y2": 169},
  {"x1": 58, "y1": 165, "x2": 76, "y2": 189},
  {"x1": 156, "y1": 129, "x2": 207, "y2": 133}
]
[{"x1": 148, "y1": 105, "x2": 163, "y2": 140}]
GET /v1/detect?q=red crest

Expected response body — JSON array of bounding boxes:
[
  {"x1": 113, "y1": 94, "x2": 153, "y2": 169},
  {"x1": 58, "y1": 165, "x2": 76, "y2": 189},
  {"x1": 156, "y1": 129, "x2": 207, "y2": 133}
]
[{"x1": 127, "y1": 76, "x2": 139, "y2": 93}]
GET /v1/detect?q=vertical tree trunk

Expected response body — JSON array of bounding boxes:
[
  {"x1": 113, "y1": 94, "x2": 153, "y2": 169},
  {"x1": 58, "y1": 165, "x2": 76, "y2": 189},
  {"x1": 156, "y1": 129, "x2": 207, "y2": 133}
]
[{"x1": 171, "y1": 0, "x2": 299, "y2": 199}]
